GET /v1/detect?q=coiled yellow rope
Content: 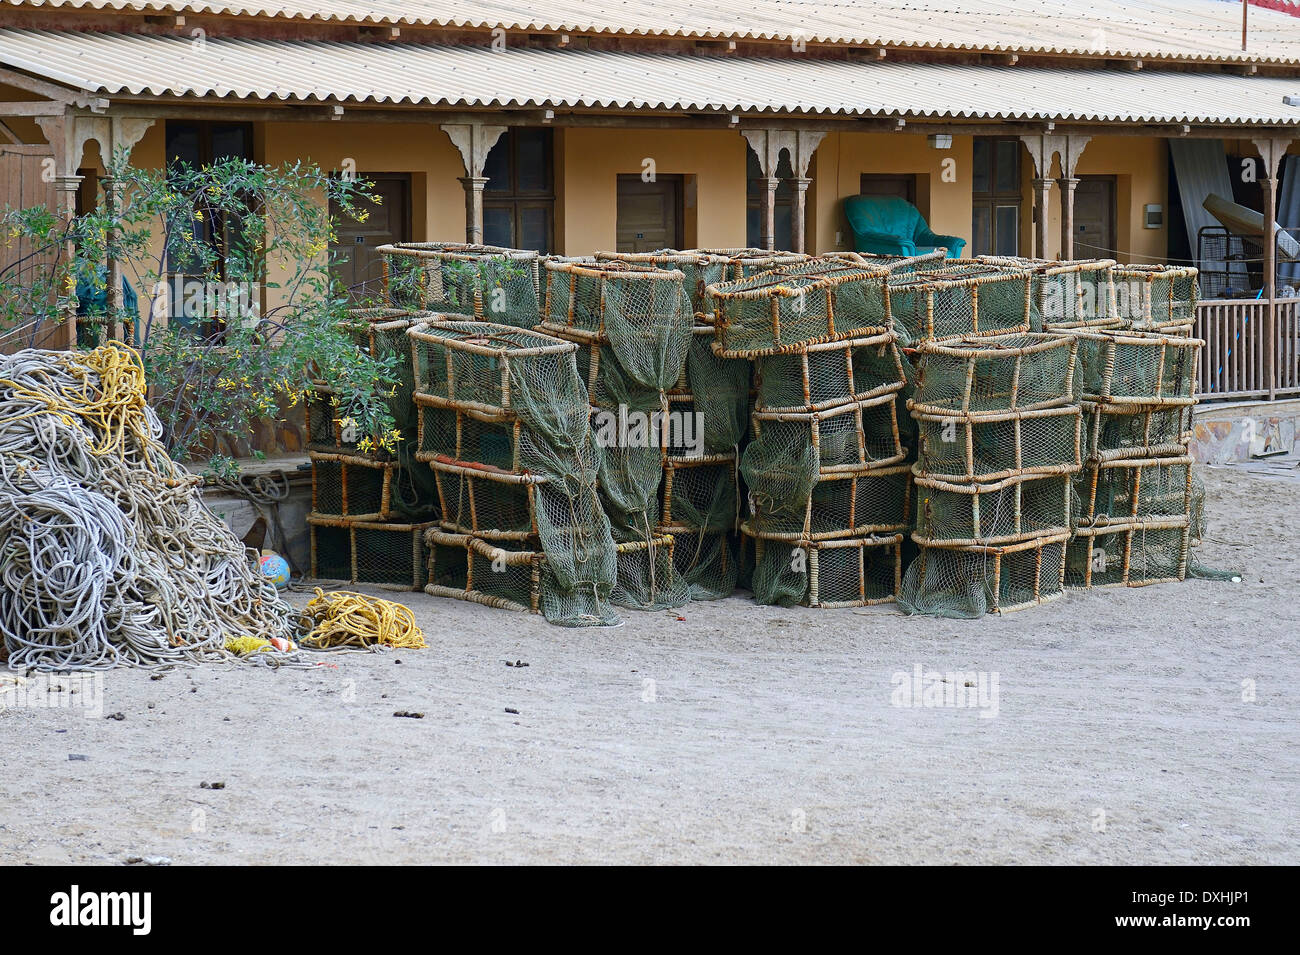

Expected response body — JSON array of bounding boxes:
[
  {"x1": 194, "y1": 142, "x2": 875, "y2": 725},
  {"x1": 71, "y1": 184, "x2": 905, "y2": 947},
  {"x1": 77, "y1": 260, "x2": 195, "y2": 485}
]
[{"x1": 300, "y1": 589, "x2": 427, "y2": 650}]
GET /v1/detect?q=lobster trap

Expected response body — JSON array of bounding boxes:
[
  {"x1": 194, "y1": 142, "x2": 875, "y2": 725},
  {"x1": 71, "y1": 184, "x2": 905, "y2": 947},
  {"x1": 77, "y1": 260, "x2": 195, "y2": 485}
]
[
  {"x1": 830, "y1": 249, "x2": 949, "y2": 274},
  {"x1": 912, "y1": 471, "x2": 1074, "y2": 546},
  {"x1": 409, "y1": 321, "x2": 582, "y2": 416},
  {"x1": 749, "y1": 391, "x2": 905, "y2": 475},
  {"x1": 659, "y1": 451, "x2": 739, "y2": 532},
  {"x1": 750, "y1": 533, "x2": 903, "y2": 608},
  {"x1": 377, "y1": 242, "x2": 541, "y2": 328},
  {"x1": 665, "y1": 324, "x2": 752, "y2": 453},
  {"x1": 1081, "y1": 400, "x2": 1193, "y2": 461},
  {"x1": 309, "y1": 450, "x2": 397, "y2": 521},
  {"x1": 1111, "y1": 264, "x2": 1198, "y2": 331},
  {"x1": 752, "y1": 329, "x2": 905, "y2": 412},
  {"x1": 1074, "y1": 455, "x2": 1194, "y2": 527},
  {"x1": 912, "y1": 404, "x2": 1082, "y2": 483},
  {"x1": 908, "y1": 333, "x2": 1079, "y2": 415},
  {"x1": 886, "y1": 265, "x2": 1034, "y2": 345},
  {"x1": 430, "y1": 458, "x2": 546, "y2": 541},
  {"x1": 610, "y1": 533, "x2": 688, "y2": 611},
  {"x1": 742, "y1": 463, "x2": 912, "y2": 542},
  {"x1": 899, "y1": 532, "x2": 1069, "y2": 616},
  {"x1": 978, "y1": 256, "x2": 1119, "y2": 330},
  {"x1": 539, "y1": 259, "x2": 693, "y2": 393},
  {"x1": 424, "y1": 529, "x2": 619, "y2": 625},
  {"x1": 705, "y1": 259, "x2": 891, "y2": 356},
  {"x1": 1066, "y1": 518, "x2": 1191, "y2": 588},
  {"x1": 1074, "y1": 329, "x2": 1203, "y2": 405},
  {"x1": 658, "y1": 526, "x2": 741, "y2": 601},
  {"x1": 308, "y1": 517, "x2": 437, "y2": 590}
]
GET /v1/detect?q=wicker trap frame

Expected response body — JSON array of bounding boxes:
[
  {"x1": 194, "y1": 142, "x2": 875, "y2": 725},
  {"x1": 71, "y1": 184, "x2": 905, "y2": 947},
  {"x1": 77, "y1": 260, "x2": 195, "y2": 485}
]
[
  {"x1": 657, "y1": 525, "x2": 741, "y2": 601},
  {"x1": 540, "y1": 258, "x2": 692, "y2": 344},
  {"x1": 309, "y1": 517, "x2": 437, "y2": 590},
  {"x1": 377, "y1": 242, "x2": 541, "y2": 328},
  {"x1": 978, "y1": 256, "x2": 1119, "y2": 330},
  {"x1": 1081, "y1": 400, "x2": 1193, "y2": 462},
  {"x1": 1066, "y1": 518, "x2": 1191, "y2": 588},
  {"x1": 1074, "y1": 329, "x2": 1203, "y2": 405},
  {"x1": 753, "y1": 329, "x2": 905, "y2": 413},
  {"x1": 309, "y1": 450, "x2": 398, "y2": 521},
  {"x1": 886, "y1": 264, "x2": 1034, "y2": 344},
  {"x1": 1111, "y1": 264, "x2": 1198, "y2": 332},
  {"x1": 909, "y1": 333, "x2": 1079, "y2": 415},
  {"x1": 1074, "y1": 454, "x2": 1194, "y2": 527},
  {"x1": 826, "y1": 249, "x2": 949, "y2": 274},
  {"x1": 912, "y1": 470, "x2": 1075, "y2": 547},
  {"x1": 900, "y1": 531, "x2": 1069, "y2": 616},
  {"x1": 429, "y1": 456, "x2": 547, "y2": 541},
  {"x1": 750, "y1": 533, "x2": 904, "y2": 608},
  {"x1": 749, "y1": 391, "x2": 906, "y2": 474},
  {"x1": 742, "y1": 463, "x2": 912, "y2": 542},
  {"x1": 660, "y1": 451, "x2": 739, "y2": 532},
  {"x1": 705, "y1": 259, "x2": 891, "y2": 356},
  {"x1": 912, "y1": 404, "x2": 1083, "y2": 484}
]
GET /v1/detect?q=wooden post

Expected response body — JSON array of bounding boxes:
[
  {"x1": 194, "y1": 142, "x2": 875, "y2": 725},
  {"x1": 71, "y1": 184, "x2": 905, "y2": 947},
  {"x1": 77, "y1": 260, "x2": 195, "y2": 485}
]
[
  {"x1": 1254, "y1": 137, "x2": 1294, "y2": 402},
  {"x1": 1059, "y1": 177, "x2": 1079, "y2": 260},
  {"x1": 1032, "y1": 178, "x2": 1053, "y2": 259},
  {"x1": 790, "y1": 176, "x2": 811, "y2": 254},
  {"x1": 761, "y1": 176, "x2": 779, "y2": 251},
  {"x1": 459, "y1": 176, "x2": 489, "y2": 244}
]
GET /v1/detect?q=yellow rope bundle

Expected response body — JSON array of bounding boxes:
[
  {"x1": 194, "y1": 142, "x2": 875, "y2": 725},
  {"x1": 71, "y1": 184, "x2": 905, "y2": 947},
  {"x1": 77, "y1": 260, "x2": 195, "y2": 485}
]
[{"x1": 300, "y1": 589, "x2": 427, "y2": 650}]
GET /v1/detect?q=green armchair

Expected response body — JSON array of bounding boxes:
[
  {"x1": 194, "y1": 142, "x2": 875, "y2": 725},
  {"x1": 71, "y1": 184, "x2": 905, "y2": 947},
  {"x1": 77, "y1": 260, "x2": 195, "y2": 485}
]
[{"x1": 842, "y1": 195, "x2": 966, "y2": 259}]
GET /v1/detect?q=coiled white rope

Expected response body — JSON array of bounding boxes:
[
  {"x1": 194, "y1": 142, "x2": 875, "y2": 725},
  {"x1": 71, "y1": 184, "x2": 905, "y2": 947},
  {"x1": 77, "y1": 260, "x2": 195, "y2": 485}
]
[{"x1": 0, "y1": 345, "x2": 303, "y2": 670}]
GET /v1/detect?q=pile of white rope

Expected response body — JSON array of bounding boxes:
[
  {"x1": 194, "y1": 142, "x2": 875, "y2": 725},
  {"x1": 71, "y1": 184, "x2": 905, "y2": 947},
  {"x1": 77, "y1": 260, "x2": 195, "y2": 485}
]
[{"x1": 0, "y1": 344, "x2": 302, "y2": 670}]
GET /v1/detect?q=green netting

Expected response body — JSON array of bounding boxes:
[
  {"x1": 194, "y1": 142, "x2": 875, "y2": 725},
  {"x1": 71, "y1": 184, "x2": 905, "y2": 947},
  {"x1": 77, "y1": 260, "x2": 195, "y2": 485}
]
[
  {"x1": 660, "y1": 527, "x2": 740, "y2": 600},
  {"x1": 742, "y1": 464, "x2": 912, "y2": 541},
  {"x1": 1074, "y1": 456, "x2": 1193, "y2": 527},
  {"x1": 750, "y1": 533, "x2": 902, "y2": 608},
  {"x1": 309, "y1": 451, "x2": 395, "y2": 521},
  {"x1": 899, "y1": 533, "x2": 1068, "y2": 617},
  {"x1": 610, "y1": 534, "x2": 690, "y2": 611},
  {"x1": 1081, "y1": 401, "x2": 1193, "y2": 461},
  {"x1": 309, "y1": 518, "x2": 436, "y2": 590},
  {"x1": 1065, "y1": 520, "x2": 1191, "y2": 588},
  {"x1": 660, "y1": 453, "x2": 738, "y2": 532},
  {"x1": 749, "y1": 393, "x2": 905, "y2": 475},
  {"x1": 909, "y1": 333, "x2": 1079, "y2": 415},
  {"x1": 753, "y1": 330, "x2": 904, "y2": 412},
  {"x1": 682, "y1": 325, "x2": 750, "y2": 451},
  {"x1": 379, "y1": 243, "x2": 541, "y2": 328},
  {"x1": 977, "y1": 256, "x2": 1119, "y2": 330},
  {"x1": 1073, "y1": 329, "x2": 1202, "y2": 404},
  {"x1": 886, "y1": 265, "x2": 1033, "y2": 346},
  {"x1": 706, "y1": 260, "x2": 890, "y2": 356},
  {"x1": 913, "y1": 405, "x2": 1082, "y2": 484},
  {"x1": 1112, "y1": 264, "x2": 1198, "y2": 330},
  {"x1": 540, "y1": 260, "x2": 693, "y2": 393},
  {"x1": 913, "y1": 471, "x2": 1073, "y2": 546}
]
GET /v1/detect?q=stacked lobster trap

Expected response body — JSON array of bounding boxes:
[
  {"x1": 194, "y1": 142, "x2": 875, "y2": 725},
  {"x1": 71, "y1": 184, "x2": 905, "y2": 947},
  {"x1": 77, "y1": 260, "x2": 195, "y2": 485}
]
[
  {"x1": 410, "y1": 320, "x2": 625, "y2": 625},
  {"x1": 537, "y1": 258, "x2": 699, "y2": 611},
  {"x1": 377, "y1": 241, "x2": 542, "y2": 329},
  {"x1": 901, "y1": 332, "x2": 1082, "y2": 616},
  {"x1": 706, "y1": 259, "x2": 912, "y2": 608},
  {"x1": 307, "y1": 307, "x2": 441, "y2": 589},
  {"x1": 1066, "y1": 328, "x2": 1205, "y2": 588}
]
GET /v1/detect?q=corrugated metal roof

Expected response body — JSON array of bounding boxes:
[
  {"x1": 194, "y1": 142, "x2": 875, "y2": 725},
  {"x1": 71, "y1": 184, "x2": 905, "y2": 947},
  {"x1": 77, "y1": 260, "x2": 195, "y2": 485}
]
[
  {"x1": 4, "y1": 0, "x2": 1300, "y2": 65},
  {"x1": 2, "y1": 29, "x2": 1299, "y2": 125}
]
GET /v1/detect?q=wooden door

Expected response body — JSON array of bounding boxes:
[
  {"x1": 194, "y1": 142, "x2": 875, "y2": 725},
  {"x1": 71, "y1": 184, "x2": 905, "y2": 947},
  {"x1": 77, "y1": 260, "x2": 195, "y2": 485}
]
[
  {"x1": 330, "y1": 173, "x2": 410, "y2": 298},
  {"x1": 0, "y1": 144, "x2": 63, "y2": 352},
  {"x1": 616, "y1": 175, "x2": 682, "y2": 252},
  {"x1": 1075, "y1": 176, "x2": 1116, "y2": 260}
]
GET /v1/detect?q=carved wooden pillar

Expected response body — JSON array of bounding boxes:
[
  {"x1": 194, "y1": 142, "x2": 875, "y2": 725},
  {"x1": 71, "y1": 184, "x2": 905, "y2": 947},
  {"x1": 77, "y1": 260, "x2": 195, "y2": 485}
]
[
  {"x1": 742, "y1": 129, "x2": 825, "y2": 252},
  {"x1": 1253, "y1": 137, "x2": 1294, "y2": 401},
  {"x1": 1057, "y1": 135, "x2": 1090, "y2": 260},
  {"x1": 441, "y1": 123, "x2": 507, "y2": 244}
]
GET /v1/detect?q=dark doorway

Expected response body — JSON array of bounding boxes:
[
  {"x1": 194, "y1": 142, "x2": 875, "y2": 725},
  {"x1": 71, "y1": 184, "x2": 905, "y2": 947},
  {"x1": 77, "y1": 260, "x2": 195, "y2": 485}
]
[
  {"x1": 1074, "y1": 175, "x2": 1117, "y2": 260},
  {"x1": 330, "y1": 173, "x2": 411, "y2": 296},
  {"x1": 859, "y1": 174, "x2": 917, "y2": 205},
  {"x1": 617, "y1": 174, "x2": 684, "y2": 252}
]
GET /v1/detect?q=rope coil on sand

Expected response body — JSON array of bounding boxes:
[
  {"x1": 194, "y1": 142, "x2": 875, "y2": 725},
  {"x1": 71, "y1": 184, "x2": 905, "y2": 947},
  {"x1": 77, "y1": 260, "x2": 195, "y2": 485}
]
[{"x1": 0, "y1": 344, "x2": 303, "y2": 670}]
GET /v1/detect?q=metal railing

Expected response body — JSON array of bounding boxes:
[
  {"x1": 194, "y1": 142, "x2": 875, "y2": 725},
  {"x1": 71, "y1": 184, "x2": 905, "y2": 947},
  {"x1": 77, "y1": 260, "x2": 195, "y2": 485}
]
[{"x1": 1195, "y1": 297, "x2": 1300, "y2": 401}]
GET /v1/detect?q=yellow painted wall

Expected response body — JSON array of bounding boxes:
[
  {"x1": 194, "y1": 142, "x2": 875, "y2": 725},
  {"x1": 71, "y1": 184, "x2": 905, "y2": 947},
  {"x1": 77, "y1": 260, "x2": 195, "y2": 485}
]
[
  {"x1": 558, "y1": 128, "x2": 748, "y2": 254},
  {"x1": 263, "y1": 121, "x2": 466, "y2": 242},
  {"x1": 810, "y1": 132, "x2": 973, "y2": 255}
]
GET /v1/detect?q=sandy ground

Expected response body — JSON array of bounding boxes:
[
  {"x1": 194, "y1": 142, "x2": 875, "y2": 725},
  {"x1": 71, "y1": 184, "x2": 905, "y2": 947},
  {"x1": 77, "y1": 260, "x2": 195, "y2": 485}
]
[{"x1": 2, "y1": 466, "x2": 1296, "y2": 865}]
